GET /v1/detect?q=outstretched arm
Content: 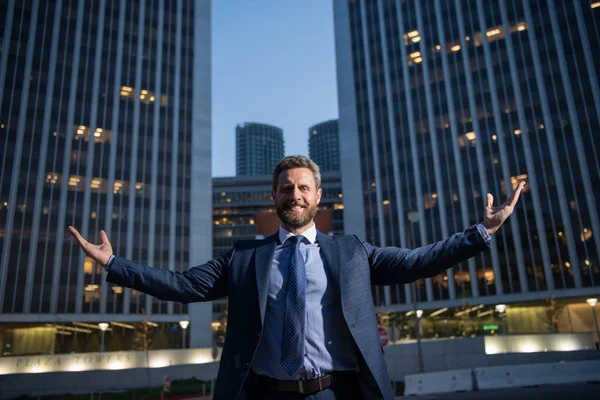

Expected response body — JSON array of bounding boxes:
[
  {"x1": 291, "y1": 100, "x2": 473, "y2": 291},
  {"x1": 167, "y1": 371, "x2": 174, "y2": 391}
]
[
  {"x1": 367, "y1": 181, "x2": 526, "y2": 285},
  {"x1": 69, "y1": 226, "x2": 230, "y2": 303}
]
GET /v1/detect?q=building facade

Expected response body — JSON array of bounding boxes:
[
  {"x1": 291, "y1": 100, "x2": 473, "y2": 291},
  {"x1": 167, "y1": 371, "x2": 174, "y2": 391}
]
[
  {"x1": 0, "y1": 0, "x2": 213, "y2": 356},
  {"x1": 309, "y1": 119, "x2": 340, "y2": 173},
  {"x1": 334, "y1": 0, "x2": 600, "y2": 338},
  {"x1": 236, "y1": 122, "x2": 285, "y2": 176}
]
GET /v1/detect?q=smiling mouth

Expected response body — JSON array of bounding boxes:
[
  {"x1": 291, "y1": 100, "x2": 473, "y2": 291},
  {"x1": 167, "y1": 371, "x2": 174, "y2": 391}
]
[{"x1": 286, "y1": 204, "x2": 306, "y2": 212}]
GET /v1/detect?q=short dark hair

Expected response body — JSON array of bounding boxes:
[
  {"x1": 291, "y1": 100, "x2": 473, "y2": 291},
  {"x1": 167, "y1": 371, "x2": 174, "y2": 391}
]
[{"x1": 272, "y1": 155, "x2": 321, "y2": 192}]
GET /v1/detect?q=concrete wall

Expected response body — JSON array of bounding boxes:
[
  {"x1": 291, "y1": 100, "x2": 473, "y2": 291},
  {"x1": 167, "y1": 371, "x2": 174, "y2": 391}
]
[
  {"x1": 384, "y1": 334, "x2": 600, "y2": 380},
  {"x1": 0, "y1": 362, "x2": 219, "y2": 399}
]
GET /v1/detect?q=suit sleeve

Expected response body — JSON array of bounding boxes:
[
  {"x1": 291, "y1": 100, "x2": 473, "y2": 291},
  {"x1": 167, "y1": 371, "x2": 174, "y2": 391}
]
[
  {"x1": 361, "y1": 225, "x2": 490, "y2": 285},
  {"x1": 106, "y1": 249, "x2": 232, "y2": 303}
]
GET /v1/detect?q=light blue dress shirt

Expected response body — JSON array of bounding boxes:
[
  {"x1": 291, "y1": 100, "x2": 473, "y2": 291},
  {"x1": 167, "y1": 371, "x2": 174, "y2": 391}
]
[{"x1": 252, "y1": 223, "x2": 359, "y2": 380}]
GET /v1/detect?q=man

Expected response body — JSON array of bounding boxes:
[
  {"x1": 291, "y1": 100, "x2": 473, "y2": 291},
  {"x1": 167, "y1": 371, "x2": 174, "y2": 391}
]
[{"x1": 70, "y1": 155, "x2": 525, "y2": 399}]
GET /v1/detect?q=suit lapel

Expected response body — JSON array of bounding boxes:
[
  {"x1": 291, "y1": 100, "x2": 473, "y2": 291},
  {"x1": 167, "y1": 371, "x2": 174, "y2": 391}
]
[
  {"x1": 317, "y1": 231, "x2": 341, "y2": 290},
  {"x1": 255, "y1": 233, "x2": 278, "y2": 325}
]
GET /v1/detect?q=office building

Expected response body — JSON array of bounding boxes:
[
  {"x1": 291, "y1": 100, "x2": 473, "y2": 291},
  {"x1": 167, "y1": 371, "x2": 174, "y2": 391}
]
[
  {"x1": 236, "y1": 122, "x2": 285, "y2": 176},
  {"x1": 309, "y1": 119, "x2": 340, "y2": 173},
  {"x1": 334, "y1": 0, "x2": 600, "y2": 339},
  {"x1": 0, "y1": 0, "x2": 212, "y2": 355}
]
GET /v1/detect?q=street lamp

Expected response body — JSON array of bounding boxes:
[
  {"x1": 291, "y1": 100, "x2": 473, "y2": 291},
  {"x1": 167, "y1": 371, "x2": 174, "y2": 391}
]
[
  {"x1": 179, "y1": 320, "x2": 190, "y2": 349},
  {"x1": 495, "y1": 304, "x2": 507, "y2": 334},
  {"x1": 586, "y1": 298, "x2": 600, "y2": 347},
  {"x1": 406, "y1": 210, "x2": 424, "y2": 373},
  {"x1": 415, "y1": 309, "x2": 424, "y2": 373},
  {"x1": 98, "y1": 323, "x2": 109, "y2": 352}
]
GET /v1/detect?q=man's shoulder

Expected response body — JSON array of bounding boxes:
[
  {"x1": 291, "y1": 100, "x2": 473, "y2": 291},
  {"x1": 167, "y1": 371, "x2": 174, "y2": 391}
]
[{"x1": 318, "y1": 232, "x2": 364, "y2": 245}]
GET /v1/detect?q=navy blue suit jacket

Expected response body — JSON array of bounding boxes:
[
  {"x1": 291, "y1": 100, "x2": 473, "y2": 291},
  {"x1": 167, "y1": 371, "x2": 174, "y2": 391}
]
[{"x1": 107, "y1": 225, "x2": 488, "y2": 399}]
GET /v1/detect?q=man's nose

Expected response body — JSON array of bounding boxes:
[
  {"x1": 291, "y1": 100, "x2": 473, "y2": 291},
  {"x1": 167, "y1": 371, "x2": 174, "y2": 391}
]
[{"x1": 292, "y1": 187, "x2": 303, "y2": 200}]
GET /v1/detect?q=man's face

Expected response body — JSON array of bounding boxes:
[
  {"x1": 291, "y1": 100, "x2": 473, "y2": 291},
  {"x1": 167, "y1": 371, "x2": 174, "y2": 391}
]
[{"x1": 272, "y1": 167, "x2": 322, "y2": 231}]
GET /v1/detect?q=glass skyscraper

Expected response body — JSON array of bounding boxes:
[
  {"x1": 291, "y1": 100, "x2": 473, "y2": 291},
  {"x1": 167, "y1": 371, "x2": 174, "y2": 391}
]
[
  {"x1": 236, "y1": 122, "x2": 285, "y2": 176},
  {"x1": 0, "y1": 0, "x2": 213, "y2": 354},
  {"x1": 334, "y1": 0, "x2": 600, "y2": 316},
  {"x1": 309, "y1": 119, "x2": 340, "y2": 173}
]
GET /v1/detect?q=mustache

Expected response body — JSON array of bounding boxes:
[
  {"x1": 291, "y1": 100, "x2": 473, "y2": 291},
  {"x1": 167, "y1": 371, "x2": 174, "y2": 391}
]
[{"x1": 283, "y1": 202, "x2": 307, "y2": 209}]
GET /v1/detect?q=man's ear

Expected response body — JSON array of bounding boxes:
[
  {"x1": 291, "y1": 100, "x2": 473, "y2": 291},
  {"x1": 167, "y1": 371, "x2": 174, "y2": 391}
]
[
  {"x1": 271, "y1": 190, "x2": 276, "y2": 201},
  {"x1": 316, "y1": 188, "x2": 322, "y2": 204}
]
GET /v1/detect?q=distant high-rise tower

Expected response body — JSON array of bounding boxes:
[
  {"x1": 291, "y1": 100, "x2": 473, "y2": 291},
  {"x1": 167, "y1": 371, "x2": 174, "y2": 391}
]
[
  {"x1": 236, "y1": 122, "x2": 284, "y2": 176},
  {"x1": 0, "y1": 0, "x2": 213, "y2": 353},
  {"x1": 309, "y1": 119, "x2": 340, "y2": 172}
]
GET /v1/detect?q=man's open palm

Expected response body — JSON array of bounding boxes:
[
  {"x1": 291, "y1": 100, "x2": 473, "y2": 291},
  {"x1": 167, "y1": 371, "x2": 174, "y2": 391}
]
[
  {"x1": 483, "y1": 181, "x2": 526, "y2": 235},
  {"x1": 69, "y1": 226, "x2": 113, "y2": 267}
]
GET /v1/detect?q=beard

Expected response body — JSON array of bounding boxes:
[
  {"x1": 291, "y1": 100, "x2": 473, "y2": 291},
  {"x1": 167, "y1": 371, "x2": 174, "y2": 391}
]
[{"x1": 276, "y1": 201, "x2": 318, "y2": 230}]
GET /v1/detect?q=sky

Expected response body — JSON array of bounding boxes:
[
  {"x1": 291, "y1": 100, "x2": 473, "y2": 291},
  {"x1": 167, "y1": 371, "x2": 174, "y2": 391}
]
[{"x1": 211, "y1": 0, "x2": 339, "y2": 177}]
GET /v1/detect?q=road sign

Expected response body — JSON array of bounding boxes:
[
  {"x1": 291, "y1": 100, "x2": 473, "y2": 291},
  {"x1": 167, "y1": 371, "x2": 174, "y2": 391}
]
[{"x1": 378, "y1": 326, "x2": 389, "y2": 347}]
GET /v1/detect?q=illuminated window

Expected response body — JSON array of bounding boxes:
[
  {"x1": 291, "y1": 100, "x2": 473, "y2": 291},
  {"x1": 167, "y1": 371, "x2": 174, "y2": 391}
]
[
  {"x1": 68, "y1": 176, "x2": 81, "y2": 187},
  {"x1": 581, "y1": 228, "x2": 592, "y2": 242},
  {"x1": 403, "y1": 29, "x2": 419, "y2": 45},
  {"x1": 513, "y1": 129, "x2": 522, "y2": 135},
  {"x1": 45, "y1": 173, "x2": 59, "y2": 184},
  {"x1": 486, "y1": 28, "x2": 501, "y2": 37},
  {"x1": 73, "y1": 125, "x2": 112, "y2": 144},
  {"x1": 510, "y1": 174, "x2": 529, "y2": 191},
  {"x1": 84, "y1": 257, "x2": 93, "y2": 274},
  {"x1": 424, "y1": 193, "x2": 437, "y2": 209},
  {"x1": 382, "y1": 200, "x2": 390, "y2": 205},
  {"x1": 91, "y1": 178, "x2": 101, "y2": 189},
  {"x1": 112, "y1": 286, "x2": 123, "y2": 294},
  {"x1": 334, "y1": 203, "x2": 344, "y2": 210},
  {"x1": 458, "y1": 132, "x2": 476, "y2": 147},
  {"x1": 451, "y1": 44, "x2": 461, "y2": 52},
  {"x1": 113, "y1": 180, "x2": 124, "y2": 194}
]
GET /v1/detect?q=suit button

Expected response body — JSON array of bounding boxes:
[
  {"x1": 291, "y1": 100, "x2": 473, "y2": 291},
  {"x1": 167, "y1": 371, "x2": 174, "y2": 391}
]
[
  {"x1": 255, "y1": 332, "x2": 261, "y2": 339},
  {"x1": 243, "y1": 362, "x2": 250, "y2": 370}
]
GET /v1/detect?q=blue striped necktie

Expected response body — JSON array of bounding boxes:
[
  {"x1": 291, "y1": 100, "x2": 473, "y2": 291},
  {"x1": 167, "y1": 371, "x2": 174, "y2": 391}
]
[{"x1": 281, "y1": 235, "x2": 307, "y2": 376}]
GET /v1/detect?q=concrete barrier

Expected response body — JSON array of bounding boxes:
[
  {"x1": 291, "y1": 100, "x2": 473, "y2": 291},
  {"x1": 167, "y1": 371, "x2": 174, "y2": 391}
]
[
  {"x1": 474, "y1": 359, "x2": 600, "y2": 390},
  {"x1": 404, "y1": 368, "x2": 474, "y2": 396},
  {"x1": 0, "y1": 362, "x2": 219, "y2": 399}
]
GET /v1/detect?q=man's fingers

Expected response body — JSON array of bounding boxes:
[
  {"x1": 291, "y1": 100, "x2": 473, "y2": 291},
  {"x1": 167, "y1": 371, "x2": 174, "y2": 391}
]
[
  {"x1": 486, "y1": 193, "x2": 494, "y2": 209},
  {"x1": 68, "y1": 226, "x2": 87, "y2": 246},
  {"x1": 509, "y1": 181, "x2": 525, "y2": 208},
  {"x1": 99, "y1": 230, "x2": 109, "y2": 245}
]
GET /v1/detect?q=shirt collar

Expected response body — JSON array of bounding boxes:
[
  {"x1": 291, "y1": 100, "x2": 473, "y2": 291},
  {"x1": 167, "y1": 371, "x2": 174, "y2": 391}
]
[{"x1": 278, "y1": 223, "x2": 317, "y2": 245}]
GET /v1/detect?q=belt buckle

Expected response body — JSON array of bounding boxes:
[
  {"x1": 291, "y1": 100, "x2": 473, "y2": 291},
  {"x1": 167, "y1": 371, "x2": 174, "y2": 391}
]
[
  {"x1": 298, "y1": 380, "x2": 305, "y2": 394},
  {"x1": 297, "y1": 376, "x2": 324, "y2": 394}
]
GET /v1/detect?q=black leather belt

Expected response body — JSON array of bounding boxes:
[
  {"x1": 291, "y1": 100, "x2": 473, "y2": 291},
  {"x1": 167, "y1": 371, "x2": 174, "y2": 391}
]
[{"x1": 256, "y1": 370, "x2": 357, "y2": 394}]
